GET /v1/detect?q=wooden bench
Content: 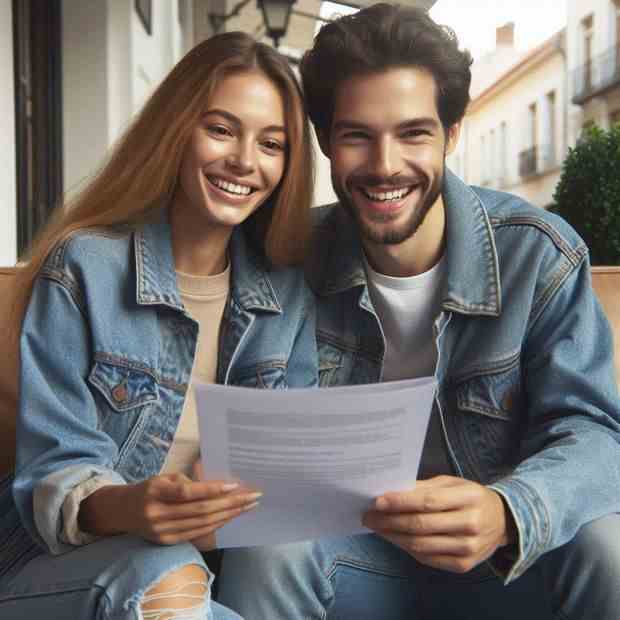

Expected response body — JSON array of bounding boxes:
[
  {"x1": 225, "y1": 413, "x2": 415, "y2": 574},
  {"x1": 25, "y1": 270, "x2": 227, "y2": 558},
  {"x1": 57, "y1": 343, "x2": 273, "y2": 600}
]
[
  {"x1": 592, "y1": 267, "x2": 620, "y2": 387},
  {"x1": 0, "y1": 268, "x2": 19, "y2": 476}
]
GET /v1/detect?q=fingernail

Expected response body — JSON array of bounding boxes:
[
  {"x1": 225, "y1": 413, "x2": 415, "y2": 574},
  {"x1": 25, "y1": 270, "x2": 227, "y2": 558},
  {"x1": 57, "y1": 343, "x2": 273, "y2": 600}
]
[
  {"x1": 244, "y1": 492, "x2": 263, "y2": 501},
  {"x1": 243, "y1": 501, "x2": 260, "y2": 511},
  {"x1": 222, "y1": 482, "x2": 240, "y2": 491},
  {"x1": 375, "y1": 497, "x2": 389, "y2": 510}
]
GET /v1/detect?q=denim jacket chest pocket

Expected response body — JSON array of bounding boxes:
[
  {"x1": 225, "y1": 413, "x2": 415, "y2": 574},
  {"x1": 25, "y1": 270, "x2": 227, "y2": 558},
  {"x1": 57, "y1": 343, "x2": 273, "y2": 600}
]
[
  {"x1": 227, "y1": 358, "x2": 288, "y2": 389},
  {"x1": 448, "y1": 353, "x2": 525, "y2": 483},
  {"x1": 88, "y1": 359, "x2": 160, "y2": 460}
]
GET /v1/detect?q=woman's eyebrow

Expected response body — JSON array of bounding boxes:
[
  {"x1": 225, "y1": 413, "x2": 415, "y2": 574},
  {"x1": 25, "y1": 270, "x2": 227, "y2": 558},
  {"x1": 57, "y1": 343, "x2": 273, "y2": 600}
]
[{"x1": 204, "y1": 108, "x2": 286, "y2": 134}]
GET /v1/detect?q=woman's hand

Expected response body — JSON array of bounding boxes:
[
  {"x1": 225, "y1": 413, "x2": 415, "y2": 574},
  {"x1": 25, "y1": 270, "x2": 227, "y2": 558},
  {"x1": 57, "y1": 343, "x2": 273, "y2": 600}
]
[{"x1": 79, "y1": 470, "x2": 261, "y2": 546}]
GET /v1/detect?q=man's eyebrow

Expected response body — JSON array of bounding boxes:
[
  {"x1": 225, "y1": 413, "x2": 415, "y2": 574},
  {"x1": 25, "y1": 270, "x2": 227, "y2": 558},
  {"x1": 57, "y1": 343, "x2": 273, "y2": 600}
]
[
  {"x1": 332, "y1": 120, "x2": 371, "y2": 132},
  {"x1": 332, "y1": 118, "x2": 441, "y2": 132},
  {"x1": 397, "y1": 117, "x2": 441, "y2": 130},
  {"x1": 204, "y1": 108, "x2": 286, "y2": 134}
]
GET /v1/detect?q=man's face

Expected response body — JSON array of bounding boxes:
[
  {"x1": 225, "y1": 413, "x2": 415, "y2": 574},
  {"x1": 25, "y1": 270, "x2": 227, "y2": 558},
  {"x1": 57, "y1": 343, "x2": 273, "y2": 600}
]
[{"x1": 325, "y1": 67, "x2": 458, "y2": 246}]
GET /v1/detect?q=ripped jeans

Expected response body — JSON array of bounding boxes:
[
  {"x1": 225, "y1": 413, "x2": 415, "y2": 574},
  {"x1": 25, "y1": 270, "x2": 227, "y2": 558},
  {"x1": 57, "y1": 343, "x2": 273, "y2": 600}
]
[{"x1": 0, "y1": 534, "x2": 241, "y2": 619}]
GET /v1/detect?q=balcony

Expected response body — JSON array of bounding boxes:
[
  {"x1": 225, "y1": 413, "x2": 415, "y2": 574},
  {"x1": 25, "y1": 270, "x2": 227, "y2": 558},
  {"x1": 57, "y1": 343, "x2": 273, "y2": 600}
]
[
  {"x1": 519, "y1": 144, "x2": 555, "y2": 179},
  {"x1": 572, "y1": 43, "x2": 620, "y2": 105}
]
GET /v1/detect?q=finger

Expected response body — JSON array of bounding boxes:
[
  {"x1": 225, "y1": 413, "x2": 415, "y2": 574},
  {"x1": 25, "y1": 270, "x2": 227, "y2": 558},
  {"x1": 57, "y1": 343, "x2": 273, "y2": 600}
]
[
  {"x1": 192, "y1": 460, "x2": 205, "y2": 481},
  {"x1": 375, "y1": 480, "x2": 482, "y2": 513},
  {"x1": 152, "y1": 491, "x2": 263, "y2": 521},
  {"x1": 152, "y1": 501, "x2": 261, "y2": 535},
  {"x1": 382, "y1": 530, "x2": 481, "y2": 556},
  {"x1": 155, "y1": 503, "x2": 258, "y2": 545},
  {"x1": 155, "y1": 479, "x2": 242, "y2": 503},
  {"x1": 363, "y1": 508, "x2": 473, "y2": 536},
  {"x1": 406, "y1": 550, "x2": 481, "y2": 574}
]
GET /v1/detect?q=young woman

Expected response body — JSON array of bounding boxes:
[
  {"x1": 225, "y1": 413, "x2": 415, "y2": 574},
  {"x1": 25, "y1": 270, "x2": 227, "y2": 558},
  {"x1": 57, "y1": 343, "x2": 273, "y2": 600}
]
[{"x1": 0, "y1": 32, "x2": 316, "y2": 620}]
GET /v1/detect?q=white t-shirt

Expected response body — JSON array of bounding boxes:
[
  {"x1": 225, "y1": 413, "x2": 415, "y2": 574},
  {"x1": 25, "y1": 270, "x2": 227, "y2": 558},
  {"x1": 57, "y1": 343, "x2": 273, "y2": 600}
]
[{"x1": 365, "y1": 255, "x2": 453, "y2": 479}]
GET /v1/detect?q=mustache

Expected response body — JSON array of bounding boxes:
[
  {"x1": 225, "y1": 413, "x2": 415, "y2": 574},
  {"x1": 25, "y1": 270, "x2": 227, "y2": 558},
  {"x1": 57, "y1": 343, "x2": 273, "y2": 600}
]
[{"x1": 348, "y1": 174, "x2": 425, "y2": 187}]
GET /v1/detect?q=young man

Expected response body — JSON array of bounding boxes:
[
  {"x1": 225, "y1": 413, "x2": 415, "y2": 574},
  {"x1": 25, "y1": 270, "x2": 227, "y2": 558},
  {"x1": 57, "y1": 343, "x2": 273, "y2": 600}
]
[{"x1": 217, "y1": 4, "x2": 620, "y2": 618}]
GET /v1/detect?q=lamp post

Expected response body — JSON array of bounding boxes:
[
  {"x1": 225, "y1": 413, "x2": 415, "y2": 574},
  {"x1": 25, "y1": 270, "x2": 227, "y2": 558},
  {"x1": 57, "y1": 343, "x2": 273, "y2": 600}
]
[{"x1": 257, "y1": 0, "x2": 296, "y2": 47}]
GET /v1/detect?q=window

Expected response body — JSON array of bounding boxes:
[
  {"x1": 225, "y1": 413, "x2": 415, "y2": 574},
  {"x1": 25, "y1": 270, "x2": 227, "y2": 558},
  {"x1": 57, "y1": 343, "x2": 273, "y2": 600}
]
[
  {"x1": 582, "y1": 15, "x2": 594, "y2": 91},
  {"x1": 544, "y1": 91, "x2": 556, "y2": 169},
  {"x1": 616, "y1": 4, "x2": 620, "y2": 69},
  {"x1": 529, "y1": 102, "x2": 538, "y2": 150},
  {"x1": 12, "y1": 0, "x2": 63, "y2": 257},
  {"x1": 480, "y1": 134, "x2": 488, "y2": 185},
  {"x1": 489, "y1": 128, "x2": 496, "y2": 185},
  {"x1": 499, "y1": 121, "x2": 508, "y2": 186}
]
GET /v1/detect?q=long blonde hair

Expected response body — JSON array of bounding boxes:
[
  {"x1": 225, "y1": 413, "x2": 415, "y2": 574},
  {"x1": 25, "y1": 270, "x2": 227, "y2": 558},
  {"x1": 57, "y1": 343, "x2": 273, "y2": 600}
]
[{"x1": 10, "y1": 31, "x2": 314, "y2": 336}]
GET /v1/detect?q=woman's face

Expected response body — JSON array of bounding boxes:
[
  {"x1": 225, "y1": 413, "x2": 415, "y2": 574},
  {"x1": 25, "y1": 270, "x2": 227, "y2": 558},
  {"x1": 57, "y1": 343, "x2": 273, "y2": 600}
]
[{"x1": 175, "y1": 70, "x2": 287, "y2": 230}]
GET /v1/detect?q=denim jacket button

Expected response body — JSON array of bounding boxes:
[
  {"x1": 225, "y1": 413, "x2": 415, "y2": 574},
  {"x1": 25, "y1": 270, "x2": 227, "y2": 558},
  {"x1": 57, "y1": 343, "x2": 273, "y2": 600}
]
[{"x1": 112, "y1": 383, "x2": 128, "y2": 403}]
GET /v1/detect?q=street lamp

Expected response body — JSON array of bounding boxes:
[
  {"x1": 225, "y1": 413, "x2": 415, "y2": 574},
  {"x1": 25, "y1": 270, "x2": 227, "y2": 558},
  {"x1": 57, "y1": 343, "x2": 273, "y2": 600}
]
[{"x1": 258, "y1": 0, "x2": 296, "y2": 47}]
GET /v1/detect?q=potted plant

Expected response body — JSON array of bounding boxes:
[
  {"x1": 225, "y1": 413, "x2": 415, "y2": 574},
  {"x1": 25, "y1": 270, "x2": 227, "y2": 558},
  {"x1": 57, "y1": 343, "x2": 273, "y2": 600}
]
[{"x1": 552, "y1": 123, "x2": 620, "y2": 384}]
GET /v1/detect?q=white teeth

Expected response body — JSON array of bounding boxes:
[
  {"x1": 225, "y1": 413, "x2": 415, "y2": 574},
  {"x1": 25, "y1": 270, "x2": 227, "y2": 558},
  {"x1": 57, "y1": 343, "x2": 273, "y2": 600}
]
[
  {"x1": 209, "y1": 177, "x2": 252, "y2": 195},
  {"x1": 365, "y1": 187, "x2": 411, "y2": 202}
]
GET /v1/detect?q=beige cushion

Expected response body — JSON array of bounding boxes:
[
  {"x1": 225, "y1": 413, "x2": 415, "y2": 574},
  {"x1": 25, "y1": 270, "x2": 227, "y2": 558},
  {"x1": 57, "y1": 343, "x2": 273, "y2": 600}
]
[{"x1": 0, "y1": 268, "x2": 19, "y2": 475}]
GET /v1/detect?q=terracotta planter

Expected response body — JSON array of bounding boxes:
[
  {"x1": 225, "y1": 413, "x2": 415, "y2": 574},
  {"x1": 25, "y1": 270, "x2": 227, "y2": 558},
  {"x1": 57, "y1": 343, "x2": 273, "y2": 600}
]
[{"x1": 591, "y1": 266, "x2": 620, "y2": 387}]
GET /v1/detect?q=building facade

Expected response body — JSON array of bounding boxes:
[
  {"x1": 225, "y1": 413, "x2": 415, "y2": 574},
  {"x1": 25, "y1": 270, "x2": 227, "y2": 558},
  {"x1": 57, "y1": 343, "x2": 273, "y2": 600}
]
[
  {"x1": 449, "y1": 25, "x2": 567, "y2": 210},
  {"x1": 1, "y1": 0, "x2": 203, "y2": 267},
  {"x1": 567, "y1": 0, "x2": 620, "y2": 144}
]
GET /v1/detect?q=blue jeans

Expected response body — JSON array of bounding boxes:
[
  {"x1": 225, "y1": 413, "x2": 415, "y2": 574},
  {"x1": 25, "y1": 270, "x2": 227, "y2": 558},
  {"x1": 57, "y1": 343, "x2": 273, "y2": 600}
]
[
  {"x1": 218, "y1": 514, "x2": 620, "y2": 619},
  {"x1": 0, "y1": 534, "x2": 242, "y2": 619}
]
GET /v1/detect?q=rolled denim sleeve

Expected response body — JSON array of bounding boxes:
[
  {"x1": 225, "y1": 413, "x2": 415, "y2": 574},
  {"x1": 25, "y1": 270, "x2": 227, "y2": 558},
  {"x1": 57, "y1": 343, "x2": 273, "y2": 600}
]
[
  {"x1": 489, "y1": 257, "x2": 620, "y2": 583},
  {"x1": 13, "y1": 271, "x2": 124, "y2": 555}
]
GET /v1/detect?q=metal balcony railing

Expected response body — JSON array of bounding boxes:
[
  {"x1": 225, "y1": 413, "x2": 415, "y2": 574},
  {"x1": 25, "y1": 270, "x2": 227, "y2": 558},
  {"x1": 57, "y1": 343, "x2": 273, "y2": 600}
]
[
  {"x1": 572, "y1": 43, "x2": 620, "y2": 104},
  {"x1": 519, "y1": 146, "x2": 538, "y2": 177},
  {"x1": 519, "y1": 144, "x2": 555, "y2": 178}
]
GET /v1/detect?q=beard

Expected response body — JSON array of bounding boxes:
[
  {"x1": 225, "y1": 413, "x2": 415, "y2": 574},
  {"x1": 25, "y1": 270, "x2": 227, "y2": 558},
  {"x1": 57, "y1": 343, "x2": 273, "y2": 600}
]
[{"x1": 332, "y1": 164, "x2": 444, "y2": 246}]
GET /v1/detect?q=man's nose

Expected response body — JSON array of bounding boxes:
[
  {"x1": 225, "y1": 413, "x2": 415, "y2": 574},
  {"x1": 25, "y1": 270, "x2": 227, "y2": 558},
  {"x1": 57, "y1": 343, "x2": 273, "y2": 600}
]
[{"x1": 369, "y1": 136, "x2": 402, "y2": 178}]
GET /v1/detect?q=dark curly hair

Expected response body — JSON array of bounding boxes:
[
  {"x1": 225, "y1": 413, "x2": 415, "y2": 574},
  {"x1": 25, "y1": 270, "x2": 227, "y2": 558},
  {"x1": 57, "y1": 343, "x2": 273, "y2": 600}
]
[{"x1": 300, "y1": 3, "x2": 473, "y2": 135}]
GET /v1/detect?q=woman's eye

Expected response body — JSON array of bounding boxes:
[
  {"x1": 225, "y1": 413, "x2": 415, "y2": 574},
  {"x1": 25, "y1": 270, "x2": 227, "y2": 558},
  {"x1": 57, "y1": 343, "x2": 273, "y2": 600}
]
[
  {"x1": 207, "y1": 125, "x2": 233, "y2": 138},
  {"x1": 262, "y1": 139, "x2": 285, "y2": 153}
]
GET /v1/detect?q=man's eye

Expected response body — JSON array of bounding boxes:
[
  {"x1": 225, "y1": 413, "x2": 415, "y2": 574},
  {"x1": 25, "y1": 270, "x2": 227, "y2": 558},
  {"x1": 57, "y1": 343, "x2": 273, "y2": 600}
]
[
  {"x1": 403, "y1": 129, "x2": 430, "y2": 139},
  {"x1": 342, "y1": 131, "x2": 369, "y2": 141}
]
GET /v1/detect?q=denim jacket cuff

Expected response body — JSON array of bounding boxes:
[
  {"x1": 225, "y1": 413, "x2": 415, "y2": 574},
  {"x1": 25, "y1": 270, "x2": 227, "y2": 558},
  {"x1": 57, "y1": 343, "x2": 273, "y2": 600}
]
[
  {"x1": 487, "y1": 478, "x2": 550, "y2": 584},
  {"x1": 60, "y1": 473, "x2": 125, "y2": 546},
  {"x1": 33, "y1": 464, "x2": 126, "y2": 555}
]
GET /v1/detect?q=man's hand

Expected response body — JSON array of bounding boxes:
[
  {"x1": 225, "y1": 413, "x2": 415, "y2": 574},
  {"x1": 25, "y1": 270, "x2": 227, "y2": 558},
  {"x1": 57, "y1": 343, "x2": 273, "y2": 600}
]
[
  {"x1": 362, "y1": 475, "x2": 516, "y2": 573},
  {"x1": 79, "y1": 471, "x2": 261, "y2": 547}
]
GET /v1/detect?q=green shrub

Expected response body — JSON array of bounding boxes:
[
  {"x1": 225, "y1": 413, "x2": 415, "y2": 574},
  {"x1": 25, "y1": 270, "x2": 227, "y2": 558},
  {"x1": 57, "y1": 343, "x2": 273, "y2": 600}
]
[{"x1": 552, "y1": 124, "x2": 620, "y2": 265}]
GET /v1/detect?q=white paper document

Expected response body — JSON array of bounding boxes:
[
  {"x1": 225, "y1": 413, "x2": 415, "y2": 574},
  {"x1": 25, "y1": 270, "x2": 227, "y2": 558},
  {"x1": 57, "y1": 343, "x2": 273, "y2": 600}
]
[{"x1": 195, "y1": 377, "x2": 436, "y2": 548}]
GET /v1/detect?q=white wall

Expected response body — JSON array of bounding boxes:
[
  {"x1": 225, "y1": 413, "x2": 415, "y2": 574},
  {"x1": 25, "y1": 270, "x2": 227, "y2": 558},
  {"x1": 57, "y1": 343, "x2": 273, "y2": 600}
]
[
  {"x1": 0, "y1": 1, "x2": 17, "y2": 266},
  {"x1": 62, "y1": 0, "x2": 110, "y2": 197},
  {"x1": 63, "y1": 0, "x2": 189, "y2": 198}
]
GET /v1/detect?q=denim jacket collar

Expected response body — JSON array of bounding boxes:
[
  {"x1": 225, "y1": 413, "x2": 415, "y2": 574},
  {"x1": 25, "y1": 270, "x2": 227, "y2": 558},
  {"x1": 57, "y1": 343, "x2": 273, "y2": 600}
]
[
  {"x1": 134, "y1": 210, "x2": 282, "y2": 314},
  {"x1": 313, "y1": 170, "x2": 501, "y2": 317}
]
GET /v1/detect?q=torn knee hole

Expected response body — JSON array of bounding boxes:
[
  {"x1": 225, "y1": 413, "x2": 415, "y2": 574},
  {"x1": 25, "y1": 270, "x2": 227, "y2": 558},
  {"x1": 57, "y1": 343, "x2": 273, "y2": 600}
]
[{"x1": 140, "y1": 564, "x2": 209, "y2": 620}]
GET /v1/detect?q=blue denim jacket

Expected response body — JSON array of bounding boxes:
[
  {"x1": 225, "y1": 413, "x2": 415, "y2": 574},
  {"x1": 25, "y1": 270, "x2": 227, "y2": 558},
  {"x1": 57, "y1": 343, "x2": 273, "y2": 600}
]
[
  {"x1": 1, "y1": 212, "x2": 317, "y2": 579},
  {"x1": 305, "y1": 170, "x2": 620, "y2": 583}
]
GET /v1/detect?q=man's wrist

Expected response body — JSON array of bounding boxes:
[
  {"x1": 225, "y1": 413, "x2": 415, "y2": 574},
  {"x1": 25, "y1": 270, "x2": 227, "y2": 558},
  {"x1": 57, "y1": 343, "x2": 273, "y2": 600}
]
[{"x1": 498, "y1": 494, "x2": 518, "y2": 547}]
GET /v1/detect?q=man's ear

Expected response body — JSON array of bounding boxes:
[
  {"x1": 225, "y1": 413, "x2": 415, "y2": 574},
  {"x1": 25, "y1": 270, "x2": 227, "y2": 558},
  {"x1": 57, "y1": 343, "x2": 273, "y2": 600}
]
[
  {"x1": 316, "y1": 129, "x2": 331, "y2": 159},
  {"x1": 445, "y1": 122, "x2": 461, "y2": 155}
]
